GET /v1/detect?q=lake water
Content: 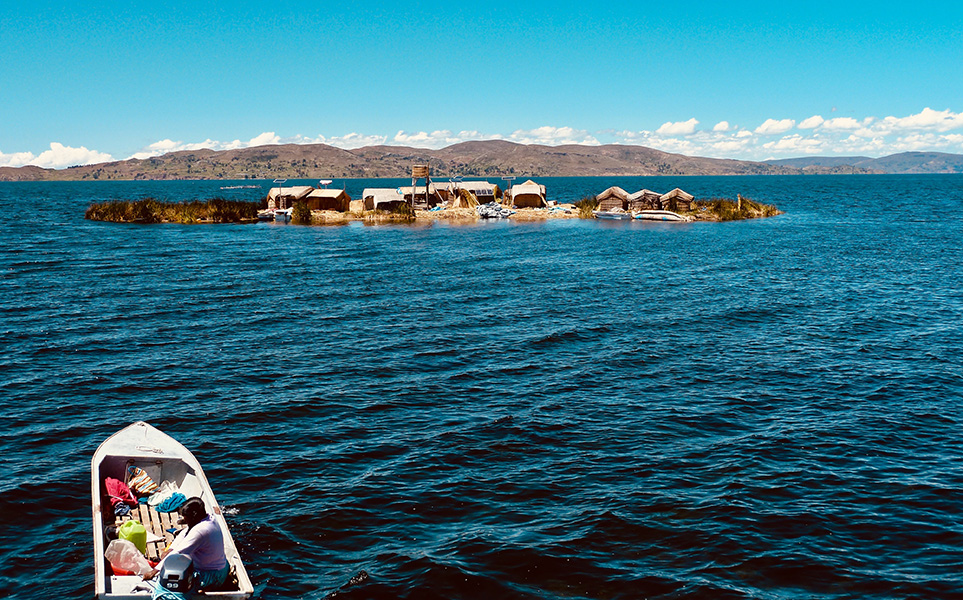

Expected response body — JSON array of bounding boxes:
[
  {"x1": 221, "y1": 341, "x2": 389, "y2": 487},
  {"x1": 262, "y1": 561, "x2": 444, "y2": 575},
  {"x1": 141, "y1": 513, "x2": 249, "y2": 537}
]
[{"x1": 1, "y1": 175, "x2": 962, "y2": 599}]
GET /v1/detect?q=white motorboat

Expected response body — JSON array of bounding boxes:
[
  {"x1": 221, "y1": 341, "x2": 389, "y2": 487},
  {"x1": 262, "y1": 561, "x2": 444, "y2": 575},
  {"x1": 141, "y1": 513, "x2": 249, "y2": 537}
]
[
  {"x1": 91, "y1": 421, "x2": 253, "y2": 599},
  {"x1": 273, "y1": 208, "x2": 292, "y2": 222},
  {"x1": 633, "y1": 210, "x2": 690, "y2": 222},
  {"x1": 593, "y1": 210, "x2": 633, "y2": 220}
]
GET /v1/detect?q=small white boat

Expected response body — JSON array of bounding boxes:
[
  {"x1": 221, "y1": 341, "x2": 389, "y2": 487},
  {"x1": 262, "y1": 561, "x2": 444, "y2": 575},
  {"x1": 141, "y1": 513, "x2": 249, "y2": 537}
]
[
  {"x1": 273, "y1": 208, "x2": 292, "y2": 222},
  {"x1": 593, "y1": 210, "x2": 633, "y2": 220},
  {"x1": 476, "y1": 202, "x2": 514, "y2": 219},
  {"x1": 633, "y1": 210, "x2": 690, "y2": 222},
  {"x1": 256, "y1": 209, "x2": 275, "y2": 221},
  {"x1": 92, "y1": 422, "x2": 253, "y2": 599}
]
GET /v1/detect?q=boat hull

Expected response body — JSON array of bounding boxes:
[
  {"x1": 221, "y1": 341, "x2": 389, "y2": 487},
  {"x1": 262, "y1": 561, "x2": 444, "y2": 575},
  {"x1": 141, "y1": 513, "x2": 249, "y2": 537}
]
[
  {"x1": 593, "y1": 211, "x2": 633, "y2": 220},
  {"x1": 91, "y1": 422, "x2": 253, "y2": 599},
  {"x1": 633, "y1": 210, "x2": 690, "y2": 222}
]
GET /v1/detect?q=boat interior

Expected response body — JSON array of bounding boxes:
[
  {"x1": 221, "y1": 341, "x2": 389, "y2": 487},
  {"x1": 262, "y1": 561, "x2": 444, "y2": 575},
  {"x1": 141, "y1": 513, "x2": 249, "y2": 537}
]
[{"x1": 96, "y1": 455, "x2": 244, "y2": 598}]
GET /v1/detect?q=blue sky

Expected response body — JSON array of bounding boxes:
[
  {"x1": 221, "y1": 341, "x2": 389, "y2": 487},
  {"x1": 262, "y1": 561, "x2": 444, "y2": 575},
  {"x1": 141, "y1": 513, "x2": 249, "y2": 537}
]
[{"x1": 3, "y1": 1, "x2": 963, "y2": 168}]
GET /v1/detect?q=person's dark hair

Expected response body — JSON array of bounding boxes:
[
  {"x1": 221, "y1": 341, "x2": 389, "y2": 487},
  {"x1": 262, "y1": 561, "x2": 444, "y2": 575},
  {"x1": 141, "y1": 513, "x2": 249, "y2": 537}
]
[{"x1": 178, "y1": 497, "x2": 207, "y2": 526}]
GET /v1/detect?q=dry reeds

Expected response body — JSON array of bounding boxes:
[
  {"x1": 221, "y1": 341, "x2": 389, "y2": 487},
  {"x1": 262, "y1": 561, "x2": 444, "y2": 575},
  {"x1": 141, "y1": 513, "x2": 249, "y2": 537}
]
[
  {"x1": 85, "y1": 198, "x2": 259, "y2": 224},
  {"x1": 691, "y1": 195, "x2": 781, "y2": 221}
]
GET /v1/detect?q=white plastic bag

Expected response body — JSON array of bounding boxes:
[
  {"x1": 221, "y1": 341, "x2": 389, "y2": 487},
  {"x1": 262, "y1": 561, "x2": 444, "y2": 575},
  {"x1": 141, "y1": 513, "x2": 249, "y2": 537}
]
[
  {"x1": 148, "y1": 481, "x2": 179, "y2": 507},
  {"x1": 105, "y1": 539, "x2": 152, "y2": 576}
]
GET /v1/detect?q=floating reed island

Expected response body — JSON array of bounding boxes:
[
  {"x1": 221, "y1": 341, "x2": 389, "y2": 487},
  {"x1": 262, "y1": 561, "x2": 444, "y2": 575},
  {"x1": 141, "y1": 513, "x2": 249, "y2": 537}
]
[{"x1": 84, "y1": 179, "x2": 781, "y2": 225}]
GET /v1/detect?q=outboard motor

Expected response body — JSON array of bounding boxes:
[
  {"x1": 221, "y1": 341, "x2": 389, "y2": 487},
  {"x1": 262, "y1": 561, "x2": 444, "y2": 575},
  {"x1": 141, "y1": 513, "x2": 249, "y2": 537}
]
[{"x1": 159, "y1": 553, "x2": 195, "y2": 593}]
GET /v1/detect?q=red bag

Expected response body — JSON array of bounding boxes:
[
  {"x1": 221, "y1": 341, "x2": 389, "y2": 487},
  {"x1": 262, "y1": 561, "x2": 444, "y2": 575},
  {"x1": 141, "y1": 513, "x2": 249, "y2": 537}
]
[{"x1": 105, "y1": 477, "x2": 137, "y2": 508}]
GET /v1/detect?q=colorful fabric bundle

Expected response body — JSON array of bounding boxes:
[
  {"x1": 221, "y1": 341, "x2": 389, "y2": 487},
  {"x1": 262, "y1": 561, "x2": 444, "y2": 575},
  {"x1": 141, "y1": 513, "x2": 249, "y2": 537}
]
[
  {"x1": 156, "y1": 492, "x2": 187, "y2": 513},
  {"x1": 127, "y1": 466, "x2": 160, "y2": 496},
  {"x1": 105, "y1": 477, "x2": 138, "y2": 509}
]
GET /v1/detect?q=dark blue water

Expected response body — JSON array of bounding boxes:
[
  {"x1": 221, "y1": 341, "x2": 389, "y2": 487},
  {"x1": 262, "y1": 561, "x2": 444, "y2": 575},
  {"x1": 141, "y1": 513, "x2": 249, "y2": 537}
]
[{"x1": 1, "y1": 175, "x2": 962, "y2": 599}]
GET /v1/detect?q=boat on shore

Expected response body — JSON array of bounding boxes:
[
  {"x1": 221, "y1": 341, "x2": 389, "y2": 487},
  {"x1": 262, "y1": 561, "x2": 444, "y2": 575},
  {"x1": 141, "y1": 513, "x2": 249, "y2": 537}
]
[
  {"x1": 593, "y1": 210, "x2": 633, "y2": 220},
  {"x1": 273, "y1": 207, "x2": 293, "y2": 222},
  {"x1": 91, "y1": 421, "x2": 253, "y2": 599},
  {"x1": 634, "y1": 210, "x2": 690, "y2": 222},
  {"x1": 477, "y1": 202, "x2": 514, "y2": 219}
]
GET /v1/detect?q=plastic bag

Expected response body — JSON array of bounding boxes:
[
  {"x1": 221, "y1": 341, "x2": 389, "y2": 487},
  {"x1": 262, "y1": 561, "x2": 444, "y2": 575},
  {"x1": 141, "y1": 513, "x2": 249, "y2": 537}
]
[
  {"x1": 148, "y1": 481, "x2": 179, "y2": 507},
  {"x1": 118, "y1": 520, "x2": 147, "y2": 555},
  {"x1": 105, "y1": 539, "x2": 153, "y2": 576}
]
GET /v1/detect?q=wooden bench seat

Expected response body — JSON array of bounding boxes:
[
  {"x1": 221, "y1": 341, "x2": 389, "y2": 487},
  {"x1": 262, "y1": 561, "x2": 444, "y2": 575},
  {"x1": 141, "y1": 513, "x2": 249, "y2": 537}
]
[{"x1": 116, "y1": 504, "x2": 181, "y2": 561}]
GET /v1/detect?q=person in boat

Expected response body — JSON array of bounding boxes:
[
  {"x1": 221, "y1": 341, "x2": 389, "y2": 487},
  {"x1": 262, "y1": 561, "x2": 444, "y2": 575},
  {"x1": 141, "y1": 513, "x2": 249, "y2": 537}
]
[{"x1": 144, "y1": 496, "x2": 230, "y2": 590}]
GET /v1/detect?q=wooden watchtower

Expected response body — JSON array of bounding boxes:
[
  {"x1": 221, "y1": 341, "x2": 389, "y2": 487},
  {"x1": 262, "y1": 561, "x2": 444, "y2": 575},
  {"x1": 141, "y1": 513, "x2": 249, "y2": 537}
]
[{"x1": 411, "y1": 163, "x2": 430, "y2": 207}]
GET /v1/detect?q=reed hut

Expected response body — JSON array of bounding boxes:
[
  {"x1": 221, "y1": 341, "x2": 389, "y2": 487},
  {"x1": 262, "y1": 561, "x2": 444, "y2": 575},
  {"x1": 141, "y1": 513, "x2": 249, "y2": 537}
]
[
  {"x1": 267, "y1": 186, "x2": 313, "y2": 210},
  {"x1": 660, "y1": 188, "x2": 695, "y2": 212},
  {"x1": 399, "y1": 182, "x2": 450, "y2": 207},
  {"x1": 305, "y1": 189, "x2": 351, "y2": 212},
  {"x1": 595, "y1": 186, "x2": 630, "y2": 211},
  {"x1": 510, "y1": 180, "x2": 547, "y2": 208},
  {"x1": 454, "y1": 181, "x2": 499, "y2": 204},
  {"x1": 628, "y1": 189, "x2": 662, "y2": 211},
  {"x1": 361, "y1": 188, "x2": 406, "y2": 211}
]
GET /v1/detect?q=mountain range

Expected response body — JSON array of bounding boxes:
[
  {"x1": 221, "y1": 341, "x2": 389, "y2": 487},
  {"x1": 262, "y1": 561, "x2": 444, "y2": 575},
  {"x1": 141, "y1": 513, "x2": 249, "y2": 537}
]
[
  {"x1": 765, "y1": 151, "x2": 963, "y2": 174},
  {"x1": 1, "y1": 142, "x2": 962, "y2": 181}
]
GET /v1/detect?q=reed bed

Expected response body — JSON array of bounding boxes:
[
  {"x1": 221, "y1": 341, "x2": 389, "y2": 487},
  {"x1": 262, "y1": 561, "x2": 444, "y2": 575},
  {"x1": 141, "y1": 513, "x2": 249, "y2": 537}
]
[
  {"x1": 692, "y1": 196, "x2": 781, "y2": 221},
  {"x1": 85, "y1": 198, "x2": 259, "y2": 223},
  {"x1": 574, "y1": 195, "x2": 600, "y2": 219}
]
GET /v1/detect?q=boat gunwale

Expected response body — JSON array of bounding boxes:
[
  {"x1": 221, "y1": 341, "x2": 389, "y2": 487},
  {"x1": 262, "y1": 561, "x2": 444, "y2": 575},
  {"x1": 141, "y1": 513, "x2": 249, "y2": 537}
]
[{"x1": 91, "y1": 421, "x2": 253, "y2": 599}]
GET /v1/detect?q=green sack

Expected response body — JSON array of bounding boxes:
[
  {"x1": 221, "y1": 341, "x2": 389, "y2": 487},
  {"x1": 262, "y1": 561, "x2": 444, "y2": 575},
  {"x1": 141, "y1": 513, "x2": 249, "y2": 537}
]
[{"x1": 118, "y1": 519, "x2": 147, "y2": 555}]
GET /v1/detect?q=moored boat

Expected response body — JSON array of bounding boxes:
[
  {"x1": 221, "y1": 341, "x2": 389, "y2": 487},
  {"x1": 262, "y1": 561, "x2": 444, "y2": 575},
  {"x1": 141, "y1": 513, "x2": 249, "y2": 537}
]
[
  {"x1": 91, "y1": 421, "x2": 253, "y2": 599},
  {"x1": 633, "y1": 210, "x2": 690, "y2": 222},
  {"x1": 593, "y1": 210, "x2": 633, "y2": 220}
]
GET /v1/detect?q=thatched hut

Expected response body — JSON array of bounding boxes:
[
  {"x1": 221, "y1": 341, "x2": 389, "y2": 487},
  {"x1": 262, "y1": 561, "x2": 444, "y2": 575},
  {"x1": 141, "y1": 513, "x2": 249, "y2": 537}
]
[
  {"x1": 595, "y1": 186, "x2": 630, "y2": 211},
  {"x1": 660, "y1": 188, "x2": 695, "y2": 212},
  {"x1": 510, "y1": 180, "x2": 547, "y2": 208},
  {"x1": 454, "y1": 181, "x2": 499, "y2": 204},
  {"x1": 399, "y1": 182, "x2": 450, "y2": 207},
  {"x1": 362, "y1": 188, "x2": 406, "y2": 211},
  {"x1": 305, "y1": 189, "x2": 351, "y2": 212},
  {"x1": 628, "y1": 189, "x2": 662, "y2": 211},
  {"x1": 267, "y1": 186, "x2": 313, "y2": 210}
]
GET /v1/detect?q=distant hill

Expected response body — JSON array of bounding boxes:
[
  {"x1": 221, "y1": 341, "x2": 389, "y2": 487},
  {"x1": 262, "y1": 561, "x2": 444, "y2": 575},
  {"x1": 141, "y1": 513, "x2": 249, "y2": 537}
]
[
  {"x1": 5, "y1": 143, "x2": 962, "y2": 181},
  {"x1": 0, "y1": 140, "x2": 801, "y2": 181},
  {"x1": 766, "y1": 151, "x2": 963, "y2": 174},
  {"x1": 766, "y1": 156, "x2": 873, "y2": 168}
]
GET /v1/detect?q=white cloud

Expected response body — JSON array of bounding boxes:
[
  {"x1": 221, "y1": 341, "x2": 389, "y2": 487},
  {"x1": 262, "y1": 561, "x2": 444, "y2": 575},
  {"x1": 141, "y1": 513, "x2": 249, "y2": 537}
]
[
  {"x1": 0, "y1": 143, "x2": 113, "y2": 169},
  {"x1": 0, "y1": 150, "x2": 37, "y2": 168},
  {"x1": 755, "y1": 118, "x2": 796, "y2": 135},
  {"x1": 656, "y1": 118, "x2": 699, "y2": 136},
  {"x1": 762, "y1": 134, "x2": 824, "y2": 154},
  {"x1": 507, "y1": 126, "x2": 599, "y2": 146},
  {"x1": 877, "y1": 107, "x2": 963, "y2": 133},
  {"x1": 713, "y1": 121, "x2": 731, "y2": 132},
  {"x1": 128, "y1": 132, "x2": 281, "y2": 160},
  {"x1": 821, "y1": 117, "x2": 863, "y2": 130},
  {"x1": 317, "y1": 132, "x2": 389, "y2": 149},
  {"x1": 798, "y1": 115, "x2": 824, "y2": 129}
]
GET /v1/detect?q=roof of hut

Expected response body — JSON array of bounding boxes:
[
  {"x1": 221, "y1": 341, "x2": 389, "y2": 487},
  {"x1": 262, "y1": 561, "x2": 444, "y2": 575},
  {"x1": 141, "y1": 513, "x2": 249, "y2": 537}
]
[
  {"x1": 660, "y1": 188, "x2": 694, "y2": 201},
  {"x1": 628, "y1": 189, "x2": 661, "y2": 200},
  {"x1": 455, "y1": 181, "x2": 497, "y2": 194},
  {"x1": 307, "y1": 188, "x2": 349, "y2": 199},
  {"x1": 512, "y1": 179, "x2": 546, "y2": 194},
  {"x1": 267, "y1": 186, "x2": 313, "y2": 201},
  {"x1": 595, "y1": 186, "x2": 630, "y2": 201},
  {"x1": 362, "y1": 188, "x2": 404, "y2": 200}
]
